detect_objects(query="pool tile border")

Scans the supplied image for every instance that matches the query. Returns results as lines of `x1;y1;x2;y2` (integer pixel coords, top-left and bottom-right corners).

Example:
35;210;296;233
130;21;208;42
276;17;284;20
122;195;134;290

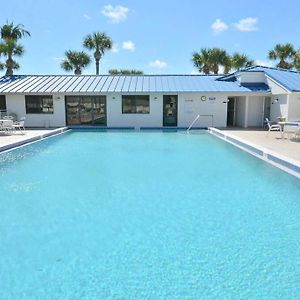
209;127;300;179
0;127;69;153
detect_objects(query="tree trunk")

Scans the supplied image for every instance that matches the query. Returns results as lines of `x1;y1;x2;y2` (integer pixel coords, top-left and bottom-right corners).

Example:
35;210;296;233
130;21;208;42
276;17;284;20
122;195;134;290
5;56;14;76
203;65;210;75
212;64;219;74
74;68;81;75
94;51;101;75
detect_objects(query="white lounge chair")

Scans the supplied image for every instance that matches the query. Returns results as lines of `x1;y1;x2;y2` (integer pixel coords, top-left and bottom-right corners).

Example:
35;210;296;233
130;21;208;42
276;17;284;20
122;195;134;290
265;118;281;136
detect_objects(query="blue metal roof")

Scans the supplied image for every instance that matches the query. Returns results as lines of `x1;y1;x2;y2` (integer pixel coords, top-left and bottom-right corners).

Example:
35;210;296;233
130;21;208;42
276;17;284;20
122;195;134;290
244;66;300;92
0;74;269;94
218;66;300;92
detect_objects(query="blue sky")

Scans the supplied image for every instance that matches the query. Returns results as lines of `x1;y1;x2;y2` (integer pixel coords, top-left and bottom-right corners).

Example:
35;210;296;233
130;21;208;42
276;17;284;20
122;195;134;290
1;0;300;75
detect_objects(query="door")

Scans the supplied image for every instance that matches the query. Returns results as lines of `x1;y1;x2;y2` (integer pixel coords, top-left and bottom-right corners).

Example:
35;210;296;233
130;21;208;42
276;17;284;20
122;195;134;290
163;95;178;126
65;96;106;126
0;95;6;117
227;97;235;126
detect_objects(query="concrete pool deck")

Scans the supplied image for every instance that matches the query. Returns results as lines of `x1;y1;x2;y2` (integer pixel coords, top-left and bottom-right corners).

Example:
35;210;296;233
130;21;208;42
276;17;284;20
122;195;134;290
220;128;300;163
0;127;68;152
209;127;300;178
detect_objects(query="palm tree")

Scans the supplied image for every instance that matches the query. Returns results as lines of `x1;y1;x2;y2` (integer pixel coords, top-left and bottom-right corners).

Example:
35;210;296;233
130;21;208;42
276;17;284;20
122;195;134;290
209;48;227;74
192;48;212;74
83;32;112;75
222;54;232;74
0;21;30;75
0;38;23;75
268;43;296;69
108;69;144;75
294;51;300;71
1;21;30;41
231;53;254;71
61;50;91;75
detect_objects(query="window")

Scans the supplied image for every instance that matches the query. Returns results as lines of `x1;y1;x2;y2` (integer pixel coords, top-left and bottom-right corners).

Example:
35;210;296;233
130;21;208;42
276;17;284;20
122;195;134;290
25;95;53;114
0;95;6;110
122;95;150;114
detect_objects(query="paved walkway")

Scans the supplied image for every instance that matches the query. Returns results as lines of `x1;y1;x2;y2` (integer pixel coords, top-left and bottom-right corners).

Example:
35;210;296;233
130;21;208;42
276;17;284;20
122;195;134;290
0;128;65;150
220;128;300;163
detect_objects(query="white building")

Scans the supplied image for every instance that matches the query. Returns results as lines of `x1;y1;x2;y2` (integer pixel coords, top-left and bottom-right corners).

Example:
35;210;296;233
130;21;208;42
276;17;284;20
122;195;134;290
0;66;299;128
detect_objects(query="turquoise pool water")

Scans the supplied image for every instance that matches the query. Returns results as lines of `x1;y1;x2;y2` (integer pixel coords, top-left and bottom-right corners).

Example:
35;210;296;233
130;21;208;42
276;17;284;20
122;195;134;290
0;130;300;299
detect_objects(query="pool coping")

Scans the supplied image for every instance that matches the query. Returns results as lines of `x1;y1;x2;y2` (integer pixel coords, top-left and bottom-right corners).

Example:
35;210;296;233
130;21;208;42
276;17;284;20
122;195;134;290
208;127;300;179
0;127;69;153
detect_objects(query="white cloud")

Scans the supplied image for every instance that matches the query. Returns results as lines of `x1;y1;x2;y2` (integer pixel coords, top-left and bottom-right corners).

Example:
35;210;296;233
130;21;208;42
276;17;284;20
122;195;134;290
234;17;258;32
211;19;228;34
111;43;119;53
83;14;91;20
101;5;129;23
255;59;273;67
149;60;167;69
122;40;135;51
191;70;200;75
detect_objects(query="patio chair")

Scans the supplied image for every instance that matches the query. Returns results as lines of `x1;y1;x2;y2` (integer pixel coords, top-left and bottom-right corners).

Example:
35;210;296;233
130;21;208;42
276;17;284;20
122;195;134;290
265;118;281;136
12;117;26;134
0;120;14;134
294;124;300;140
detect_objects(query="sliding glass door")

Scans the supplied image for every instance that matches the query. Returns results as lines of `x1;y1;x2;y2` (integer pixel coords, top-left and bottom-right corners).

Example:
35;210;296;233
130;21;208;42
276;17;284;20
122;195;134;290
65;96;106;126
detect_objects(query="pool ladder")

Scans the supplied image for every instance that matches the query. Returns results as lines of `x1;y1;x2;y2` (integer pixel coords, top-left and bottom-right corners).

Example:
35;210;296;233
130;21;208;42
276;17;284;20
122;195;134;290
186;115;200;133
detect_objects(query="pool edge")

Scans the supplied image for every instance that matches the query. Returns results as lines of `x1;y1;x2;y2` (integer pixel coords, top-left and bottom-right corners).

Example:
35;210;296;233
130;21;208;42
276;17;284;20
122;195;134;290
208;127;300;179
0;127;70;153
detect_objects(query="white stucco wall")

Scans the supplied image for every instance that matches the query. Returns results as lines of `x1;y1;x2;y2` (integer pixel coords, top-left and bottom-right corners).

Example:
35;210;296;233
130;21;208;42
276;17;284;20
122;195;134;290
4;91;274;129
177;93;227;128
269;94;288;121
237;72;266;83
287;94;300;121
265;77;289;95
235;97;246;127
247;96;264;127
106;92;228;128
5;94;66;127
106;93;163;127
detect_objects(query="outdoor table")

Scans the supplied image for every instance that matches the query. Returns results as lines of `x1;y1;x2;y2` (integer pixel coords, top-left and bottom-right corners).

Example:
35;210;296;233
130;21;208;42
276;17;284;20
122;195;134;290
278;121;300;138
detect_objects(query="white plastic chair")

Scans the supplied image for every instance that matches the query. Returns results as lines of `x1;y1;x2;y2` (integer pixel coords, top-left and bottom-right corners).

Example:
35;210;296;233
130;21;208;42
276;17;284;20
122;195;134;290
0;120;14;134
12;117;26;134
265;118;281;136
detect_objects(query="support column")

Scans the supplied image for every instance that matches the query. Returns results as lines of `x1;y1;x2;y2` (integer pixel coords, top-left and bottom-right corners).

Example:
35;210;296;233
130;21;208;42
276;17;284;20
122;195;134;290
244;96;249;128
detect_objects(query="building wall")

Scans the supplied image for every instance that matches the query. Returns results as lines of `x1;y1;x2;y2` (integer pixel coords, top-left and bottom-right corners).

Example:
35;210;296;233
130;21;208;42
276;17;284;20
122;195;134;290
5;94;66;127
4;92;270;128
106;92;228;128
177;93;227;127
265;77;288;94
106;93;163;128
247;96;264;127
287;94;300;121
237;72;266;83
270;94;288;121
235;96;246;127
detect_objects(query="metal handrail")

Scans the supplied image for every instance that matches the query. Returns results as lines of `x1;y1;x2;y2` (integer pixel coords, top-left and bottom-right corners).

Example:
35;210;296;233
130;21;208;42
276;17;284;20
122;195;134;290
186;114;200;132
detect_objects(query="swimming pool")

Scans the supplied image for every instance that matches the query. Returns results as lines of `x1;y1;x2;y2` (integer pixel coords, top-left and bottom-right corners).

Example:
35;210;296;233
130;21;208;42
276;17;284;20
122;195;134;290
1;130;300;299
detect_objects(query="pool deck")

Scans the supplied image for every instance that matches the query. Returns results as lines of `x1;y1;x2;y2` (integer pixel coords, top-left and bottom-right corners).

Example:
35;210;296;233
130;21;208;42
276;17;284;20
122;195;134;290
209;127;300;178
220;128;300;163
0;127;68;152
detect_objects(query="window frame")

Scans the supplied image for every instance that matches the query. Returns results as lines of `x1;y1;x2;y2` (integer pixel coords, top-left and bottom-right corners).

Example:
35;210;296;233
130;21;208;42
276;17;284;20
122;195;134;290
25;95;54;114
122;95;150;114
